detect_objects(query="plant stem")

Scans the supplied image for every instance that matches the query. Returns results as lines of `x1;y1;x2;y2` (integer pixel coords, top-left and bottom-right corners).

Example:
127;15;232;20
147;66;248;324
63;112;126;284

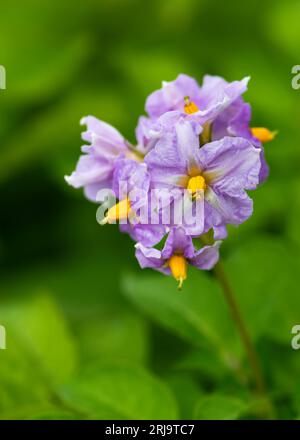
213;259;272;409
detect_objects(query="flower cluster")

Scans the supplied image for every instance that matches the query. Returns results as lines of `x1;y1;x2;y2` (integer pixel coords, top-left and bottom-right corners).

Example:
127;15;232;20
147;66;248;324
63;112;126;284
66;74;275;288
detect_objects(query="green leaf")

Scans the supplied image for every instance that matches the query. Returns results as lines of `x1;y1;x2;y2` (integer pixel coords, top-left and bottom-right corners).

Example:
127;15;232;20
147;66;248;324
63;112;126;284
122;269;241;367
0;86;129;184
175;349;230;382
267;2;300;60
0;1;91;106
27;410;79;420
0;333;48;413
1;293;77;386
59;363;178;419
166;372;203;419
194;393;247;420
225;236;299;343
76;311;149;364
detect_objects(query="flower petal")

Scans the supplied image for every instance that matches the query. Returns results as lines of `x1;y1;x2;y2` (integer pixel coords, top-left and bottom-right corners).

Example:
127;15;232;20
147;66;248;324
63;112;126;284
199;136;261;195
204;188;253;226
145;74;201;118
135;241;170;274
196;76;249;124
81;116;126;150
175;119;202;174
145;131;188;186
161;227;195;260
65;155;112;188
191;241;221;270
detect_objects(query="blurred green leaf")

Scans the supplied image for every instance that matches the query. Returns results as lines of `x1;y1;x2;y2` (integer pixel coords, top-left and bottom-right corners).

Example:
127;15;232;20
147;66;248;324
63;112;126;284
175;349;230;382
122;269;242;369
0;0;91;106
194;393;247;420
0;34;91;106
0;85;128;185
0;333;48;413
1;293;77;386
166;372;203;419
267;1;300;60
76;311;149;364
0;0;299;421
225;236;299;344
28;411;79;420
59;363;178;419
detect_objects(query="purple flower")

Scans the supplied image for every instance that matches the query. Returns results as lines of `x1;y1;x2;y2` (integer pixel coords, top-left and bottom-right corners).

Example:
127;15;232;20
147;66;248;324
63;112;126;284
65;116;141;201
144;74;270;183
101;157;166;246
135;227;221;288
135;116;161;154
65;72;274;289
145;118;261;238
145;74;201;118
212;99;269;182
145;74;249;127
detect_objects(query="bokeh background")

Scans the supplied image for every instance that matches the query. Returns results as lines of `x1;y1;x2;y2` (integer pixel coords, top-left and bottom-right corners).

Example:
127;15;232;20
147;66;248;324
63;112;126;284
0;0;300;420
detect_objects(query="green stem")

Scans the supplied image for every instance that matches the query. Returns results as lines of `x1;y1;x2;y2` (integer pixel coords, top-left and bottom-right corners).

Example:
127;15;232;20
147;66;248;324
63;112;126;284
214;260;265;393
198;235;273;416
213;259;274;417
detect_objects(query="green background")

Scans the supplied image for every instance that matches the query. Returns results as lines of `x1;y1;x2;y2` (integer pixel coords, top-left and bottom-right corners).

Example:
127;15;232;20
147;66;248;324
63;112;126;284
0;0;300;419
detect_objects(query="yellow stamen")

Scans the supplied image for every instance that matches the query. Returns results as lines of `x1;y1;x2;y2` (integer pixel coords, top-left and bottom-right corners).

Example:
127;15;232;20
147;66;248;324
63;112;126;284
251;127;277;143
168;254;187;290
187;175;207;196
184;96;199;114
101;198;131;225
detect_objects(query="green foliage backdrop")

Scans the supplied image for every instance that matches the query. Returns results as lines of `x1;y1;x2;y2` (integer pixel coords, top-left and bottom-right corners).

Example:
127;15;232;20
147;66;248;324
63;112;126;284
0;0;299;419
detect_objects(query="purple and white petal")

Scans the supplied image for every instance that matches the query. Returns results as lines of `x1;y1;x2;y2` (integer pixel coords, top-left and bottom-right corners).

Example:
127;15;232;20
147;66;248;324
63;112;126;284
112;158;150;202
66;116;131;201
81;116;126;151
258;149;269;183
65;155;112;188
204;189;253;226
135;243;163;269
135;241;170;275
145;74;201;118
175;119;202;174
196;76;250;125
161;227;195;260
135;116;161;153
145;131;188;185
198;136;261;195
123;222;166;247
190;241;221;270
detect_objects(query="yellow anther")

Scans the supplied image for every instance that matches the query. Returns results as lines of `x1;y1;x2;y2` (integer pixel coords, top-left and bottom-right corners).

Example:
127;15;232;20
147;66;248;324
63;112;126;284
251;127;277;143
101;198;131;225
187;175;207;195
168;254;187;290
184;96;199;114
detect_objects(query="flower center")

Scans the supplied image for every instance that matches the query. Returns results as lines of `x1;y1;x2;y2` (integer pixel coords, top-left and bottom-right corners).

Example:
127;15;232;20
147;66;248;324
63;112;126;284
126;150;144;162
184;96;199;114
187;175;207;195
168;254;187;290
101;198;131;225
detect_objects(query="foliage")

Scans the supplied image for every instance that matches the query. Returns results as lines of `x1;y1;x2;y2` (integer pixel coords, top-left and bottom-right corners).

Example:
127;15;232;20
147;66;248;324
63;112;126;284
0;0;299;420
